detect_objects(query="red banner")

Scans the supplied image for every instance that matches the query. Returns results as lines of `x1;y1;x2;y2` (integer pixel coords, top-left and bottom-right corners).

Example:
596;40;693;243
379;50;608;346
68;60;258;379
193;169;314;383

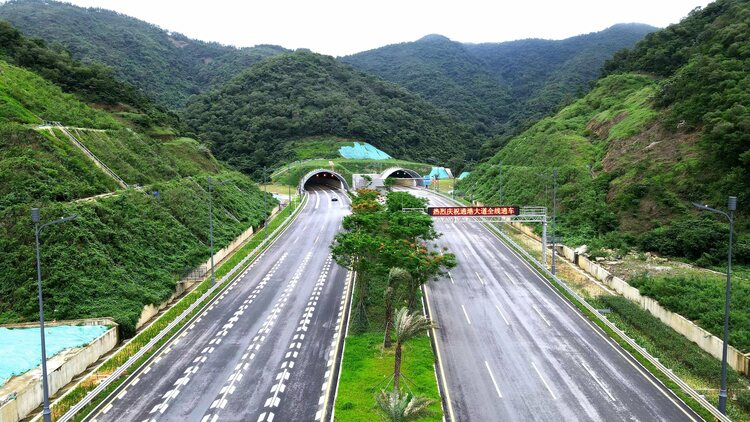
427;206;519;217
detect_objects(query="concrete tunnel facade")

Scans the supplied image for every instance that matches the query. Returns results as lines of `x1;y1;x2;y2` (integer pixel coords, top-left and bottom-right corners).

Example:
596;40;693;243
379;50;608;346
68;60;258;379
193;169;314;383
299;169;350;191
381;167;425;187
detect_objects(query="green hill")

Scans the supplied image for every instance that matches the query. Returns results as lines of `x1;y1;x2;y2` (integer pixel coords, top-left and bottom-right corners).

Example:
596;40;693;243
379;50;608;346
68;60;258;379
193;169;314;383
342;34;513;136
0;26;275;336
461;1;749;267
184;51;478;178
343;24;655;142
0;0;288;108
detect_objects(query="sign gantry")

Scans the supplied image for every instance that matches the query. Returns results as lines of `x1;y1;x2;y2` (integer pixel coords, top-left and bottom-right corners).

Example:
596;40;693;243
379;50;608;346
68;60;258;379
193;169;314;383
407;205;550;267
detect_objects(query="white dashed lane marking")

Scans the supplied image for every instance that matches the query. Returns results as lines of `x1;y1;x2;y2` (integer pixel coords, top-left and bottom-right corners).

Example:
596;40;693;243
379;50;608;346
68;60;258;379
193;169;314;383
139;252;288;416
204;252;317;422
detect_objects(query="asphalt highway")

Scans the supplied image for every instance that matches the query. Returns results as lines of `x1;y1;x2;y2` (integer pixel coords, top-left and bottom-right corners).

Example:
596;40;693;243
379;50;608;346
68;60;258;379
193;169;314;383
93;185;350;422
397;187;702;422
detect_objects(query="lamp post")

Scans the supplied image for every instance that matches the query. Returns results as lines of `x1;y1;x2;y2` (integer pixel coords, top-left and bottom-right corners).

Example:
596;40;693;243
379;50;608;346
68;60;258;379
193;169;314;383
551;168;558;275
498;161;503;205
693;196;737;415
263;166;269;239
208;176;234;287
32;208;77;422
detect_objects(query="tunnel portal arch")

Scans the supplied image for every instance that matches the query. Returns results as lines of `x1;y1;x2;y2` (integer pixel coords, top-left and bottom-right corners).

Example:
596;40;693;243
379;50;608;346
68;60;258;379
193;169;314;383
381;167;424;187
299;169;350;191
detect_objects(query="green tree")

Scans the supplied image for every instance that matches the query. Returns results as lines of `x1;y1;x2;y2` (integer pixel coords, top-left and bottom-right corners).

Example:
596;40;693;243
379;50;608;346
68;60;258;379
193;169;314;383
383;267;411;348
392;307;434;391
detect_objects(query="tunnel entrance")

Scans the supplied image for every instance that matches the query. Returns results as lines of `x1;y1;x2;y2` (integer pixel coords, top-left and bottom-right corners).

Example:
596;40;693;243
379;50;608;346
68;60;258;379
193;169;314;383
381;167;424;187
299;169;349;191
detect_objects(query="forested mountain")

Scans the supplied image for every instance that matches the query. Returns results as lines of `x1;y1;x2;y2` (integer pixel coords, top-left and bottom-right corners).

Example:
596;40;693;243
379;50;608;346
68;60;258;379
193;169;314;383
0;23;274;336
462;0;748;265
342;34;513;136
343;24;655;143
184;51;478;178
0;0;288;107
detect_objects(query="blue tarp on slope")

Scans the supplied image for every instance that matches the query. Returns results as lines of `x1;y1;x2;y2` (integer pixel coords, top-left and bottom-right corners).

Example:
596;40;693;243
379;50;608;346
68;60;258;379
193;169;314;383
0;325;108;385
428;167;451;179
338;142;391;160
458;171;471;180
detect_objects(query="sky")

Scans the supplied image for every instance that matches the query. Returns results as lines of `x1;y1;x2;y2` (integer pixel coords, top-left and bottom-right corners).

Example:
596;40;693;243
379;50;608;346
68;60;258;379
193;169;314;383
60;0;713;56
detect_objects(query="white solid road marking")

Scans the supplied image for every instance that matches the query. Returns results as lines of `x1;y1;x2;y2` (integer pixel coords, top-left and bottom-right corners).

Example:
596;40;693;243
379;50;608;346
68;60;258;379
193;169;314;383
484;361;503;398
580;360;616;401
461;304;472;325
495;305;511;326
315;192;320;209
502;269;519;285
475;271;485;285
531;361;557;400
448;271;454;284
532;304;551;327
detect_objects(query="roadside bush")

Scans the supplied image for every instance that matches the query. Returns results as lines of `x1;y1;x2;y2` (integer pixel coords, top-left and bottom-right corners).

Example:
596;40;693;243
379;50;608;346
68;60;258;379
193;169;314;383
628;273;750;351
637;216;733;263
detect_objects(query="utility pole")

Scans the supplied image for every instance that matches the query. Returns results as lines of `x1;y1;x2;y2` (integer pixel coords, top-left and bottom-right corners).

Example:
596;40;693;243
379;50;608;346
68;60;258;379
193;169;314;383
287;164;292;213
263;166;269;239
693;196;736;414
208;176;216;287
208;176;234;286
551;168;557;275
32;208;77;422
498;161;503;205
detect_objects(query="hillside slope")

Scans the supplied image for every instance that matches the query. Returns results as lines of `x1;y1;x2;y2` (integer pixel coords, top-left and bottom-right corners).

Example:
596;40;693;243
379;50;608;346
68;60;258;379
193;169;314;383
0;26;275;336
462;0;748;266
184;51;478;177
343;24;655;139
0;0;287;107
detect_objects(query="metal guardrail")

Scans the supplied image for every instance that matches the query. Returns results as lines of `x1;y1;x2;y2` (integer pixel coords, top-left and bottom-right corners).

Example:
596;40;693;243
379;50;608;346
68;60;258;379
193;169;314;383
56;194;308;422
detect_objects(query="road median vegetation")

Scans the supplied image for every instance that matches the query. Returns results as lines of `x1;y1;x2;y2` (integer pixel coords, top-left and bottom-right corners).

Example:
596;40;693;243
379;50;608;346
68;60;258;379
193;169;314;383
331;190;454;421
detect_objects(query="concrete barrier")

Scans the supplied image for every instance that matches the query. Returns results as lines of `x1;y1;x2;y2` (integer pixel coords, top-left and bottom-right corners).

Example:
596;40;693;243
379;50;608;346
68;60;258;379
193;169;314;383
135;205;282;330
0;319;118;422
507;223;750;376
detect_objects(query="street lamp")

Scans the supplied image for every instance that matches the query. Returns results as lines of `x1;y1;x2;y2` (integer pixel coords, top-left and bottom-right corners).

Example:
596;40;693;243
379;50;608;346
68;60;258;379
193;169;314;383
31;207;77;422
551;169;558;275
498;161;503;205
262;166;269;239
208;176;234;287
693;196;737;415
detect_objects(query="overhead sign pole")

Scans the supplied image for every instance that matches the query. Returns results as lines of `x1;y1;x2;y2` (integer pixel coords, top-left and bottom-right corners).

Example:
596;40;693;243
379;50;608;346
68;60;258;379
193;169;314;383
422;205;548;268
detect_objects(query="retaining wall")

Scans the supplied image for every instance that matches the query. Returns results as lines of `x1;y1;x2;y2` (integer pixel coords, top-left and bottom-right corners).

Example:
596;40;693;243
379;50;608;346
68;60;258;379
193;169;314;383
505;221;750;376
135;205;282;330
0;319;118;421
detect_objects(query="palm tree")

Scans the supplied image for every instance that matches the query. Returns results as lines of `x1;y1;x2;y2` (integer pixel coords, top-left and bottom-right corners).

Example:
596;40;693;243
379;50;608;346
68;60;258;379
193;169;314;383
384;268;411;349
375;388;433;422
393;307;434;390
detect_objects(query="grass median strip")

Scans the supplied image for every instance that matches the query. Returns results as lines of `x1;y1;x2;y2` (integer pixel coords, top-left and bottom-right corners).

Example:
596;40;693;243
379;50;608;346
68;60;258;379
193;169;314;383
334;331;442;421
51;196;305;421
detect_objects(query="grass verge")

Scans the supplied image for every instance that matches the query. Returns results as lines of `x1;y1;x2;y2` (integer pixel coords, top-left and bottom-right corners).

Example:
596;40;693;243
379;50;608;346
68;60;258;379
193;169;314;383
334;332;442;421
50;196;304;420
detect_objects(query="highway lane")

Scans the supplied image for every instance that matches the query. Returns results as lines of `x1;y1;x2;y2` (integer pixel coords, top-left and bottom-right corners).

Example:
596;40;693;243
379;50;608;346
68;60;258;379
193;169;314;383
93;185;350;422
398;187;701;422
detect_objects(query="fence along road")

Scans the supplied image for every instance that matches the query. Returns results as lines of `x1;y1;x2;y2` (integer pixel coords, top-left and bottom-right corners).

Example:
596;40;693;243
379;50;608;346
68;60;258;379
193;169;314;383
396;187;702;422
91;186;350;422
